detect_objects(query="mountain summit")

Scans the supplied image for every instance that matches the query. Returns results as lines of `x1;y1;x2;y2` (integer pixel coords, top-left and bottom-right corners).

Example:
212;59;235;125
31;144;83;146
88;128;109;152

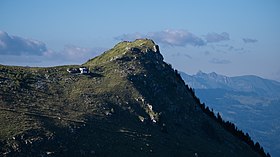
0;39;266;156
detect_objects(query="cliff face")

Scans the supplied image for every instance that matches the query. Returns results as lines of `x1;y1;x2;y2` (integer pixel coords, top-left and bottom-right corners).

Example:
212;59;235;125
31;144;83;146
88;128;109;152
0;39;262;156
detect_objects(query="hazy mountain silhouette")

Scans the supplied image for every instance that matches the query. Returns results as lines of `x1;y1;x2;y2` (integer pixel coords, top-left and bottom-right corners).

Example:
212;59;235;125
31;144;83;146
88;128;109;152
181;71;280;157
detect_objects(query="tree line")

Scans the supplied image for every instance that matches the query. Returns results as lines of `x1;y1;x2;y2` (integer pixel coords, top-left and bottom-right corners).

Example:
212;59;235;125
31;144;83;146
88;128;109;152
189;86;270;157
173;70;270;157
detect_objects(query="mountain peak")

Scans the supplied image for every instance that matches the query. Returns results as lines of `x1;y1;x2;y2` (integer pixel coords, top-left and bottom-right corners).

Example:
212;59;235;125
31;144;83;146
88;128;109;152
196;70;205;76
85;39;162;66
0;40;266;156
209;72;218;77
195;71;221;78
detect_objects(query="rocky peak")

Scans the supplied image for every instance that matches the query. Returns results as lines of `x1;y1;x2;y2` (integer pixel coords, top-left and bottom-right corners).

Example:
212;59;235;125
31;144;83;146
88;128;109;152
85;39;163;66
123;39;163;62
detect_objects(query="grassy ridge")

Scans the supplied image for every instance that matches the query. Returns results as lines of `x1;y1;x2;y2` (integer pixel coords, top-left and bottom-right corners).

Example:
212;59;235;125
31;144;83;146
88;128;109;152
0;39;262;156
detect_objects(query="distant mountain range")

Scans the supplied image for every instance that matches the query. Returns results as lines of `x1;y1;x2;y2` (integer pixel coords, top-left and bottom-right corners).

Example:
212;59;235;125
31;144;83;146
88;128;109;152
181;71;280;157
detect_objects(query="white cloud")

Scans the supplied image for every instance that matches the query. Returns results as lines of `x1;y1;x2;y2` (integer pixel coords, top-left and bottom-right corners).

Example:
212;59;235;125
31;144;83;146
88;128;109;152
0;45;105;67
243;38;258;43
115;29;206;47
46;45;105;63
205;32;230;43
148;29;206;46
228;46;245;52
210;58;231;64
0;31;106;66
63;45;93;59
0;31;47;55
171;52;192;59
116;30;233;47
114;32;144;41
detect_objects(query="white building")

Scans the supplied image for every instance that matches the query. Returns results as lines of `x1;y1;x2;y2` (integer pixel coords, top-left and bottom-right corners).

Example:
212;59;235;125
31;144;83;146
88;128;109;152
79;67;89;74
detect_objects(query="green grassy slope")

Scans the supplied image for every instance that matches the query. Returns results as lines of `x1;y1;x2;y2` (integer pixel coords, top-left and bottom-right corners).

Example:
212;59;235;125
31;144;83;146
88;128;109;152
0;39;261;156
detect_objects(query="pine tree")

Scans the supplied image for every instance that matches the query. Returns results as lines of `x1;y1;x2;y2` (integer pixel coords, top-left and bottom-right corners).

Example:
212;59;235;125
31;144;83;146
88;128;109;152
217;112;222;123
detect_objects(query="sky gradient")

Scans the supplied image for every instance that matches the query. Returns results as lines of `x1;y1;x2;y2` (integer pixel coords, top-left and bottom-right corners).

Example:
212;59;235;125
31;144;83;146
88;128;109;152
1;0;280;81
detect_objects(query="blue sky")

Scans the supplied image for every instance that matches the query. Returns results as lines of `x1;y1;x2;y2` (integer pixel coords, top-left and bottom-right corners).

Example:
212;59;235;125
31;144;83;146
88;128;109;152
1;0;280;81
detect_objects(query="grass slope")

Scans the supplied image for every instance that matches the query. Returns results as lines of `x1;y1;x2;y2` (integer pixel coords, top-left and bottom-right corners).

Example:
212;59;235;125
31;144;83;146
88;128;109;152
0;39;261;157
